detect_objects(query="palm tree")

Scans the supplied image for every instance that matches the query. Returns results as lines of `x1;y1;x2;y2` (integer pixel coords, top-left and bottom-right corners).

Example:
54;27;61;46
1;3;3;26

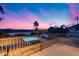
0;5;4;21
0;6;4;37
33;21;39;35
0;6;4;14
75;16;79;24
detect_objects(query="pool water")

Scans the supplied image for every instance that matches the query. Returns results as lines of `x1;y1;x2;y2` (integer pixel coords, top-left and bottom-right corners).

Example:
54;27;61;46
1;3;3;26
23;36;40;42
0;37;40;50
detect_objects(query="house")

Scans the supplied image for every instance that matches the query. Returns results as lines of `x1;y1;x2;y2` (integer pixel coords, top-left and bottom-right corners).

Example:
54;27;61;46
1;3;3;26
67;24;79;38
67;24;79;45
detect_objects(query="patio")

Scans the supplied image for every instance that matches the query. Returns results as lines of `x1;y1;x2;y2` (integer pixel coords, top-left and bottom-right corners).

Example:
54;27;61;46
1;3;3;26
31;43;79;56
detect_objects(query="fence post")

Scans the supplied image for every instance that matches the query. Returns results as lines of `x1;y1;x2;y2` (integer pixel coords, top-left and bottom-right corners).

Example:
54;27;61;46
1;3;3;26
40;41;43;51
4;46;9;56
38;35;42;51
6;48;9;56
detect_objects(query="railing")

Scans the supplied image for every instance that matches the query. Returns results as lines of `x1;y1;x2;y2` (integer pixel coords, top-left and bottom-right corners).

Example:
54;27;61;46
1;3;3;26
0;33;79;56
0;35;57;56
48;33;79;47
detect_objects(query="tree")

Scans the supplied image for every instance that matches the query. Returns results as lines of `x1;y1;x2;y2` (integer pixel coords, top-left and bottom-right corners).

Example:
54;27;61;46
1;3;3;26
61;25;66;29
0;5;4;21
0;6;4;14
75;16;79;24
0;6;5;37
33;21;39;35
34;21;39;30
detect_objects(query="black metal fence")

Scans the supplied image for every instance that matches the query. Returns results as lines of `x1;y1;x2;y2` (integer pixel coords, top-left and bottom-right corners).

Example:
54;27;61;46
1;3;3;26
0;35;57;56
0;33;79;56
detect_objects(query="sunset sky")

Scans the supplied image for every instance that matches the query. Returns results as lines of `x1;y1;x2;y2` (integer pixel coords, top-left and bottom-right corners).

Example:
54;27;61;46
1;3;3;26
0;3;79;29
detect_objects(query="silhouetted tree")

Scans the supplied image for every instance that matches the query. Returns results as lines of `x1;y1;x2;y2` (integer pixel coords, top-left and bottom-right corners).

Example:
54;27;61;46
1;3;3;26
48;27;55;34
48;25;69;39
0;6;5;37
33;21;39;35
0;31;9;37
0;5;4;21
75;16;79;24
0;6;4;14
61;25;66;29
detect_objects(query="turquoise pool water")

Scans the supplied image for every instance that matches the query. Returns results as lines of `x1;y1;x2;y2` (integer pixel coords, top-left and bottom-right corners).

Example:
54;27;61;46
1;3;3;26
23;36;40;42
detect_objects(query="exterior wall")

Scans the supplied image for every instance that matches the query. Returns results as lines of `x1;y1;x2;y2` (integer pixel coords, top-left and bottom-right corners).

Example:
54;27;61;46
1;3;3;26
68;25;79;38
67;25;79;45
48;33;66;39
69;27;79;33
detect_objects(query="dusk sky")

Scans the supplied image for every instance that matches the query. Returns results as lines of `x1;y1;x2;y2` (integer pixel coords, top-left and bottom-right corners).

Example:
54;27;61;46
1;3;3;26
0;3;79;29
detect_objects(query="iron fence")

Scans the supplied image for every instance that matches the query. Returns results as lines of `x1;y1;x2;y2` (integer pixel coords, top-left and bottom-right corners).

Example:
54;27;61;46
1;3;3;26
0;35;57;56
0;33;79;56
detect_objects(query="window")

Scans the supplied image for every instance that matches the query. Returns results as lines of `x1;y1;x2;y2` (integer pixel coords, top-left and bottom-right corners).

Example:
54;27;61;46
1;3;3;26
75;26;79;30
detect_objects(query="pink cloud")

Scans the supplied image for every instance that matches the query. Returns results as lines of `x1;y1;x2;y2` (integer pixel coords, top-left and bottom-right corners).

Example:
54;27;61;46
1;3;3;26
68;4;79;19
0;7;49;29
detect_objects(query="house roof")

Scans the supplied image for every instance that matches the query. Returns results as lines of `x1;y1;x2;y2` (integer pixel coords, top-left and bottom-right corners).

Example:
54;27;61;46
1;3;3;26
68;24;79;29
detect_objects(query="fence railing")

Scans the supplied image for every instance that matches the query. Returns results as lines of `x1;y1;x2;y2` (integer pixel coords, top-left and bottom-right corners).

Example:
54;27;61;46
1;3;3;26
0;35;57;56
0;33;79;56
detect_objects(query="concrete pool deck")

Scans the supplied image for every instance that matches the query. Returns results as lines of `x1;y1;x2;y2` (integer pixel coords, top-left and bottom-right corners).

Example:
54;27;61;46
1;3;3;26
31;43;79;56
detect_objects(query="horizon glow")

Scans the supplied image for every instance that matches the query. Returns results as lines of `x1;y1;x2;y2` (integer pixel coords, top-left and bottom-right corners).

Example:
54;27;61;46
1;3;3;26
0;3;79;30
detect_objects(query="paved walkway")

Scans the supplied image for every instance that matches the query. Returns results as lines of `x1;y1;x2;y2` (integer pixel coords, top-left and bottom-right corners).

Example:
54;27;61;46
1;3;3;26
31;43;79;56
31;38;79;56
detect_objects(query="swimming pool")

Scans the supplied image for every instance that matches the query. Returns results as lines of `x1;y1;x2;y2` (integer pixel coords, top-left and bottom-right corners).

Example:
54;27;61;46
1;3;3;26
22;36;41;45
23;36;40;42
0;37;40;49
